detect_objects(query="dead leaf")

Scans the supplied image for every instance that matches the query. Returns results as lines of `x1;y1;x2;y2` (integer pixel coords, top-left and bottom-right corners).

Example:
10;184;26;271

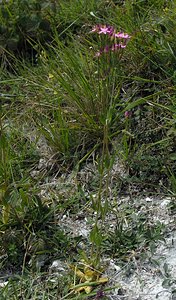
70;262;108;294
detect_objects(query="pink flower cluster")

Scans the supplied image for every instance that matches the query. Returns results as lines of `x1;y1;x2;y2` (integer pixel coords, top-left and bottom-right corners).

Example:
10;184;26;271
91;24;131;56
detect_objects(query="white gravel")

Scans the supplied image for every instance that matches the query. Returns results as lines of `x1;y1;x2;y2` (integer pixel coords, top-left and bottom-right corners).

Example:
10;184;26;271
105;198;176;300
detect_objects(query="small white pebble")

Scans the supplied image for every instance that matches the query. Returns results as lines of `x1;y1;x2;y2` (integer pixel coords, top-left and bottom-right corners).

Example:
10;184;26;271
110;260;121;272
160;199;171;208
50;260;65;271
145;197;153;202
79;228;89;238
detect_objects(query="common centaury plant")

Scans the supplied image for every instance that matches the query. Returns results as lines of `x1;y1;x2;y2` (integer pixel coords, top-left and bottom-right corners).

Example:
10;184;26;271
88;24;131;266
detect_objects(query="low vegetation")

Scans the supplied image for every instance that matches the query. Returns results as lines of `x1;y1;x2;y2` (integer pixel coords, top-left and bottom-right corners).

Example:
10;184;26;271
0;0;176;299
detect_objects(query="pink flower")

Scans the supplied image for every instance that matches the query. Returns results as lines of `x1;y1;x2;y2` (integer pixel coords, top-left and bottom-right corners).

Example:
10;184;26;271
99;26;111;35
91;24;101;33
119;44;126;48
91;24;131;57
114;32;131;39
106;25;115;36
91;24;115;36
91;25;131;39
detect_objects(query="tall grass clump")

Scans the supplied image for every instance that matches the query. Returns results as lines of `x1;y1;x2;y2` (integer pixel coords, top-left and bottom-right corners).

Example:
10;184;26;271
30;24;131;164
0;106;75;272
